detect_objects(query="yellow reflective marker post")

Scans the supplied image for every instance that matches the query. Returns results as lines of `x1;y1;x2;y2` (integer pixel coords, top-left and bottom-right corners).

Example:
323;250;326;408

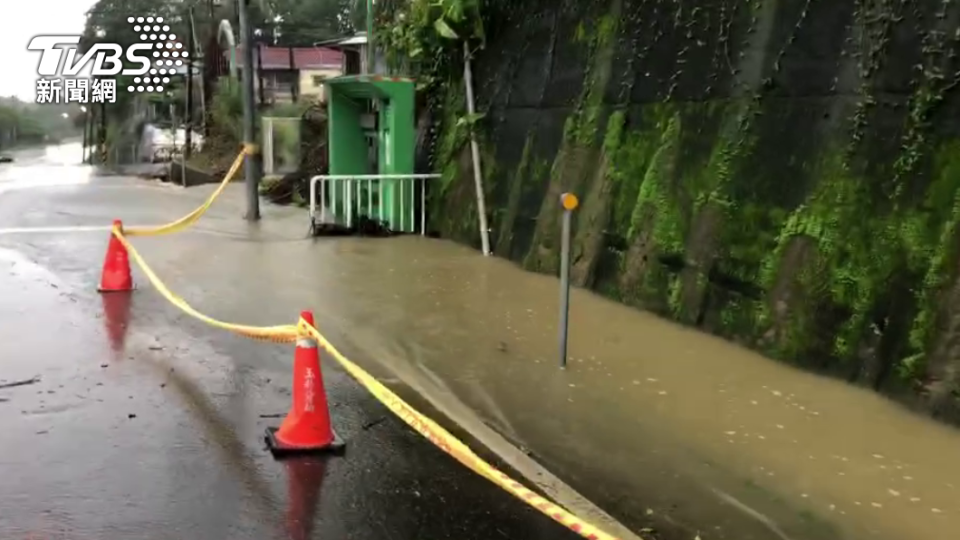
558;192;578;369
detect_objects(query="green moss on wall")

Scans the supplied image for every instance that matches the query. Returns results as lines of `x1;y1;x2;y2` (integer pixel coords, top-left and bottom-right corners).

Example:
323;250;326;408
436;80;468;198
628;112;684;253
607;112;662;235
568;13;619;146
495;132;535;257
903;143;960;379
430;77;483;243
523;0;623;273
755;135;960;383
411;0;960;414
603;98;763;317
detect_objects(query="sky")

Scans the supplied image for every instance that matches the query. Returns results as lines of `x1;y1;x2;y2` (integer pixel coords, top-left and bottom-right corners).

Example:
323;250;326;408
0;0;98;102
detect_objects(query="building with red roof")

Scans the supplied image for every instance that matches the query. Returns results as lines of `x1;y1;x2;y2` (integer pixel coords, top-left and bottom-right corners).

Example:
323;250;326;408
227;44;344;104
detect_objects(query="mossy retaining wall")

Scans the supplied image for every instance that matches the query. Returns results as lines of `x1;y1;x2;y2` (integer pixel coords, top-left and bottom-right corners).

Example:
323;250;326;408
423;0;960;423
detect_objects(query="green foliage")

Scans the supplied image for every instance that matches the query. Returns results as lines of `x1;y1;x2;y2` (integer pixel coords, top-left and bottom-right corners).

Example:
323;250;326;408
379;0;484;88
436;79;468;196
760;156;870;355
456;112;485;129
266;101;312;118
86;0;359;51
902;145;960;379
565;14;620;145
210;77;244;143
755;135;960;381
628;113;683;252
83;0;205;50
698;99;766;290
263;102;310;173
81;0;212;142
244;0;360;45
269;118;302;173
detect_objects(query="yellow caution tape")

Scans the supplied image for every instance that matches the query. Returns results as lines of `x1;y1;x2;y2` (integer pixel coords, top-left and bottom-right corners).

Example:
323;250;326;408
296;317;620;540
113;226;299;343
125;144;256;237
107;140;623;540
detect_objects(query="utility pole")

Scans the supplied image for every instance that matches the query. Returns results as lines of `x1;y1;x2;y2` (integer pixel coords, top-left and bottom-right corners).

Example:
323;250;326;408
365;0;374;73
463;44;491;256
238;0;261;221
185;7;195;161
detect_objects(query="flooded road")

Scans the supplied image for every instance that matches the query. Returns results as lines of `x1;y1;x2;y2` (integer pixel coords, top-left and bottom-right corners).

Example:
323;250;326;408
1;142;959;540
0;144;588;540
0;143;93;194
329;238;960;540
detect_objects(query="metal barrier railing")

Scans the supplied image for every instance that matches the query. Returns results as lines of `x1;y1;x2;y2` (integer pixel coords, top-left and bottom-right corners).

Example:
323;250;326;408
308;174;440;234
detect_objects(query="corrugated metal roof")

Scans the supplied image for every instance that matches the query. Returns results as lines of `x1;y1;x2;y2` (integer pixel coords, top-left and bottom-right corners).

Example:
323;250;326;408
313;32;368;48
230;46;343;70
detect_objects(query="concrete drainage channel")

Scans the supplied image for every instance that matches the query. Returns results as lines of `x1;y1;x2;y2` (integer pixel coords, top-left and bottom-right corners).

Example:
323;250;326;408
166;160;226;188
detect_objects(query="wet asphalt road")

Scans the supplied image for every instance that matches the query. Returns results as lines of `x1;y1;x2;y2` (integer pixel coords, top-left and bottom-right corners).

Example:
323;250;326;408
0;144;582;540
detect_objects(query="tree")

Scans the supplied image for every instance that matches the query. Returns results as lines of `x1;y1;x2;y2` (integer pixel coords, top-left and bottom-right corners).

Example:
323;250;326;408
0;105;20;148
82;0;215;49
0;97;80;148
378;0;485;88
80;0;214;134
244;0;361;45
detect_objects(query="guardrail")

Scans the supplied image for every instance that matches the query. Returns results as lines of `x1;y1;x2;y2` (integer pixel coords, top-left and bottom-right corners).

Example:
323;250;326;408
308;174;440;234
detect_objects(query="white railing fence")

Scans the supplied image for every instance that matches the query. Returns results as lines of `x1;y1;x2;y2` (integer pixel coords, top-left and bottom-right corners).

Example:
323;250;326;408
308;174;440;235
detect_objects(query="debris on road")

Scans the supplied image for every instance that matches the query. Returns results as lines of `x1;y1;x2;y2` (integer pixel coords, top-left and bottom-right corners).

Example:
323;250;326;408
0;376;41;389
361;417;388;431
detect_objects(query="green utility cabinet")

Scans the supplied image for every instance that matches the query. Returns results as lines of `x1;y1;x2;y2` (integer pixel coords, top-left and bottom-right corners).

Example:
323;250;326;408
325;75;417;232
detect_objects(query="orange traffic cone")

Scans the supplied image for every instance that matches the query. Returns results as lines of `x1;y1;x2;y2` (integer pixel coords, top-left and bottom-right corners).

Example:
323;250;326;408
98;220;134;292
266;311;344;457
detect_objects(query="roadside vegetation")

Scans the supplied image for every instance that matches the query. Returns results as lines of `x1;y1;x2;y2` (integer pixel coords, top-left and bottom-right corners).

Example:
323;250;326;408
79;0;365;174
0;97;82;151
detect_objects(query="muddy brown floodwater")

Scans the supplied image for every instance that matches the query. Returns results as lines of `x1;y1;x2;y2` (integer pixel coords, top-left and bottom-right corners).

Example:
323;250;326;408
7;151;955;540
270;235;960;540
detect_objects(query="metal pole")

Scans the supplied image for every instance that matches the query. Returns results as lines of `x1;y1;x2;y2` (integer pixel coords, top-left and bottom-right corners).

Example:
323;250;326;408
86;109;95;163
98;100;107;164
366;0;374;73
81;111;88;163
194;10;207;136
238;0;261;220
558;193;578;369
463;43;491;256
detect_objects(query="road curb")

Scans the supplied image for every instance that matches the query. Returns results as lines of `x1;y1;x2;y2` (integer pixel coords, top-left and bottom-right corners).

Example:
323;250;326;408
347;329;645;540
